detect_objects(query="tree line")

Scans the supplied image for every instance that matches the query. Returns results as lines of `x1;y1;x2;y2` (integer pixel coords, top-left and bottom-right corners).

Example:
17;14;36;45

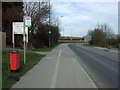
2;2;24;47
2;0;61;49
87;23;119;48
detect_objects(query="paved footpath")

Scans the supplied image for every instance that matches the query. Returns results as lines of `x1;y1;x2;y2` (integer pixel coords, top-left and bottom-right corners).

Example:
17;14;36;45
12;44;97;88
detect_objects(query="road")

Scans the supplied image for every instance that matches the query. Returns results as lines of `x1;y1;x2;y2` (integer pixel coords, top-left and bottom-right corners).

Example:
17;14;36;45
12;44;96;88
69;43;119;88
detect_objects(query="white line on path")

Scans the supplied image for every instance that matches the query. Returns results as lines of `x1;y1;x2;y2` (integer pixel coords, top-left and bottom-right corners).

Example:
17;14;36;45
50;46;62;88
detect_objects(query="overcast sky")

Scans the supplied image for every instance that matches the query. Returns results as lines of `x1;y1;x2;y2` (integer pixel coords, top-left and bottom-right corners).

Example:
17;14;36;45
52;0;118;37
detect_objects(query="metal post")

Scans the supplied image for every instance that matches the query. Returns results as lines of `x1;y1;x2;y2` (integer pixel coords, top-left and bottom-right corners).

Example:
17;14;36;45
24;39;26;64
13;43;15;50
13;34;15;50
23;18;26;64
12;23;15;50
39;0;40;10
49;33;50;47
49;0;51;47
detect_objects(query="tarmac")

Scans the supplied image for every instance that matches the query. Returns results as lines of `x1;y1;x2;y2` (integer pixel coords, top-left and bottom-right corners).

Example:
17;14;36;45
11;44;97;88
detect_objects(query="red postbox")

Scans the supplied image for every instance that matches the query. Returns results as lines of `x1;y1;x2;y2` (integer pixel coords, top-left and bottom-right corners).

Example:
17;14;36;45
10;51;20;70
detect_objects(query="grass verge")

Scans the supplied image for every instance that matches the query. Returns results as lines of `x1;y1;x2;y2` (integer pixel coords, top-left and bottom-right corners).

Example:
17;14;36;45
83;44;118;49
32;45;58;52
2;50;45;89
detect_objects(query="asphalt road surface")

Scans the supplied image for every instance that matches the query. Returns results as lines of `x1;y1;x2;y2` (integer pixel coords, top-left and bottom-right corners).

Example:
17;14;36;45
12;44;96;88
69;43;119;88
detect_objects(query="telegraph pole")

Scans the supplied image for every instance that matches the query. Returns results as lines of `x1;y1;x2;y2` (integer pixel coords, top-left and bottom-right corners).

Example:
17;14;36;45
49;0;51;47
39;0;40;10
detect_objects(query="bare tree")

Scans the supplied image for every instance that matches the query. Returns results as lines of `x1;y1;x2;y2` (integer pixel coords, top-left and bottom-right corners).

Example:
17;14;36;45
23;0;60;48
89;23;114;47
23;0;51;48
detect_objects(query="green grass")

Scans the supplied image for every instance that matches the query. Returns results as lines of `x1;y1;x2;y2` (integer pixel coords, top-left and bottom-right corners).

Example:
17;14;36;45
2;50;45;89
32;45;57;52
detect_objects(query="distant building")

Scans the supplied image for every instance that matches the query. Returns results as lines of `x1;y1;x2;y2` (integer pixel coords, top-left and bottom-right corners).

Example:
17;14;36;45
59;36;84;43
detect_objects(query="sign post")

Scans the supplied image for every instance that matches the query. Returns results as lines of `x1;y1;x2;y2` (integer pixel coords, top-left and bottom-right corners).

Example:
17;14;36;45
23;16;31;64
12;25;15;50
23;19;26;64
12;16;31;64
13;22;24;50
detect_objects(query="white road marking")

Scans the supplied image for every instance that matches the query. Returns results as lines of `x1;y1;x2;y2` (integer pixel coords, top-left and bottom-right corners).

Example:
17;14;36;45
50;46;62;88
80;65;97;88
73;58;97;88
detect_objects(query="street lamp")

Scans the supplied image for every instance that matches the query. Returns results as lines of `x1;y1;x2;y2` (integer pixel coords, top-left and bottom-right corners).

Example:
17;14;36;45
49;30;51;47
49;31;51;34
60;16;64;36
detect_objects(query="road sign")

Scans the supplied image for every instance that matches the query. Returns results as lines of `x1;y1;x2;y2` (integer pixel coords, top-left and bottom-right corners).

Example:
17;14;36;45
12;16;31;65
24;16;31;27
13;22;28;34
13;22;24;34
23;16;31;64
12;22;29;50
